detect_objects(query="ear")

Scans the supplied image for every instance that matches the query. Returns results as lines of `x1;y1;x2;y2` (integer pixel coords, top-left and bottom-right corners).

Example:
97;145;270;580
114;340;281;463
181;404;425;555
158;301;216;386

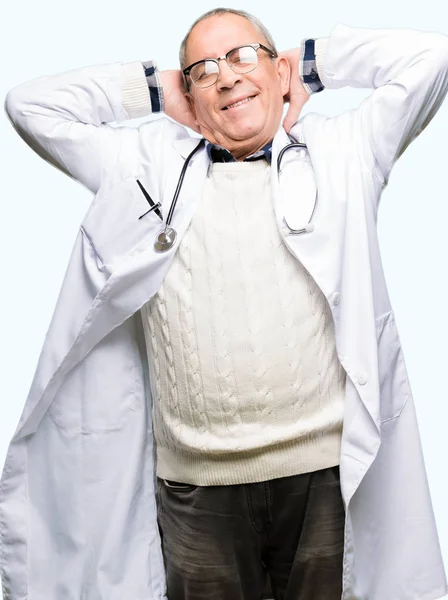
276;56;291;97
184;90;198;119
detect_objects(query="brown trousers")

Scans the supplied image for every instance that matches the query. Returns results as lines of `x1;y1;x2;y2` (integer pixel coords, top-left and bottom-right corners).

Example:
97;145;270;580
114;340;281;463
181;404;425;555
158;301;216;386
156;465;345;600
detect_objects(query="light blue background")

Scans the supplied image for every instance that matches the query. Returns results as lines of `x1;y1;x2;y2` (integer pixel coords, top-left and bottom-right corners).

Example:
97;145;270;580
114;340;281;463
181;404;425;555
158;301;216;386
1;0;447;596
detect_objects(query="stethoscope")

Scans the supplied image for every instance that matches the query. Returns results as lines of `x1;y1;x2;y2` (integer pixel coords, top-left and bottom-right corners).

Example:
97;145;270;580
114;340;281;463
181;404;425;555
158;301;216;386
136;136;317;253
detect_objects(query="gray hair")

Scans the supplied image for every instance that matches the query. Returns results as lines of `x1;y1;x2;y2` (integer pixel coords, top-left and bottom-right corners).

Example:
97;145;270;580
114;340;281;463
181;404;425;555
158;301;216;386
179;8;278;74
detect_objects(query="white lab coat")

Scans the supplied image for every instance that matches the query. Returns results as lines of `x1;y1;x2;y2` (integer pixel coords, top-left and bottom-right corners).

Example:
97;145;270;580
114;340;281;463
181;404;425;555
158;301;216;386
1;21;448;600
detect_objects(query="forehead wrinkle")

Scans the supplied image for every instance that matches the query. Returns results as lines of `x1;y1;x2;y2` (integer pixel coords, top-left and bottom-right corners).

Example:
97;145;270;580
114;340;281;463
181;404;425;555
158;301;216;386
185;15;261;66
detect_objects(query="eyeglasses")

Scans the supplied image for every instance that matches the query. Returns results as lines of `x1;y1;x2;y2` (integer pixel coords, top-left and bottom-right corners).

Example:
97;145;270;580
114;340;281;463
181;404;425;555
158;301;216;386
183;43;277;88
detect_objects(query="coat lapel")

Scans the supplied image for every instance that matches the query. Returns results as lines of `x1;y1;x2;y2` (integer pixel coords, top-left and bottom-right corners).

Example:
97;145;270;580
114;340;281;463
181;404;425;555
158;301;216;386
272;123;381;463
271;124;342;297
14;138;210;440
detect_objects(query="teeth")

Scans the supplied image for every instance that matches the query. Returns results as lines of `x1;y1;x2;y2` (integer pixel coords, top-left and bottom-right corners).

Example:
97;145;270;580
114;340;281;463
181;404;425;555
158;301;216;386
225;96;254;110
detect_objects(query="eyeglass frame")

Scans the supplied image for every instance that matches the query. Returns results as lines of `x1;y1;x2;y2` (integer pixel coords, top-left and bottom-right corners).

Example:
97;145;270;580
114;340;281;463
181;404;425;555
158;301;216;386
182;43;278;88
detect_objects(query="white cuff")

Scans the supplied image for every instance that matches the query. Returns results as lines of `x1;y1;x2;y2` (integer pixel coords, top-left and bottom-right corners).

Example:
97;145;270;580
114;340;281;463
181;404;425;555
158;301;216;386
315;37;329;85
121;61;152;119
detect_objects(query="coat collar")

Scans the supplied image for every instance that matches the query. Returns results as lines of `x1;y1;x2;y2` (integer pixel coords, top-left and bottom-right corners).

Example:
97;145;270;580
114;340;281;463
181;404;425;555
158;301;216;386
171;135;206;161
171;122;300;163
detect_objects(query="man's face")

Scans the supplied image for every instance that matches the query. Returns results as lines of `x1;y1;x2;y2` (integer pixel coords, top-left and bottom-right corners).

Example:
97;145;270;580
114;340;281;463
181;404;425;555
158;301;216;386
184;13;290;158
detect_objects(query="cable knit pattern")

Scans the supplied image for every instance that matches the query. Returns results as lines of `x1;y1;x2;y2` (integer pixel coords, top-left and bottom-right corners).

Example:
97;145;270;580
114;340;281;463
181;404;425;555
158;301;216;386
203;182;243;449
140;160;346;486
176;221;210;449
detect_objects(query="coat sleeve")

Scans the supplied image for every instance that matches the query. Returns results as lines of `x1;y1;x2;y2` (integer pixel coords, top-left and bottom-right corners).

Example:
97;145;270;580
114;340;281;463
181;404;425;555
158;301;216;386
3;60;162;194
314;23;448;186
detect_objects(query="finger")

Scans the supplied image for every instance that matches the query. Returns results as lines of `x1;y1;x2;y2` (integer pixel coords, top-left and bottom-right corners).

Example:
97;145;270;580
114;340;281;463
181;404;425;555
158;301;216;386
283;99;303;133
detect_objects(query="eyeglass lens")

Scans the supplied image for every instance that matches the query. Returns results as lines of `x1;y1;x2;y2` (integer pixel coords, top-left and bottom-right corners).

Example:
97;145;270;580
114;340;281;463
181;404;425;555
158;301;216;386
190;45;259;87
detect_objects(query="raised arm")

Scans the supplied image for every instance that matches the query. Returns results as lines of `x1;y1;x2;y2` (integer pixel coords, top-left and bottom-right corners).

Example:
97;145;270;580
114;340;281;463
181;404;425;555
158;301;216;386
283;23;448;186
3;60;169;194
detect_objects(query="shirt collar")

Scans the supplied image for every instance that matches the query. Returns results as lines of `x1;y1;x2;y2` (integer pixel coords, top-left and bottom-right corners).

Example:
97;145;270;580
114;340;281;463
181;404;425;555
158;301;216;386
205;140;273;164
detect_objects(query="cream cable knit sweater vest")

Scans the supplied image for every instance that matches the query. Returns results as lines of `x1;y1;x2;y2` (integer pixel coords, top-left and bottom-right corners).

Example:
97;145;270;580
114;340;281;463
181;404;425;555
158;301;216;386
140;160;346;486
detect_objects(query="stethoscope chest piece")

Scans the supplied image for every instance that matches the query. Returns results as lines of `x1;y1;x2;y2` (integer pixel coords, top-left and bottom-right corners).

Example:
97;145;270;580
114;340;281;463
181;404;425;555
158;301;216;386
154;227;177;253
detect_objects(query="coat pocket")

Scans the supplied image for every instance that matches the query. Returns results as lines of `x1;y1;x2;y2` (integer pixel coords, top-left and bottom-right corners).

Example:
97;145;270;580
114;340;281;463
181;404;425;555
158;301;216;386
375;311;412;423
163;479;198;493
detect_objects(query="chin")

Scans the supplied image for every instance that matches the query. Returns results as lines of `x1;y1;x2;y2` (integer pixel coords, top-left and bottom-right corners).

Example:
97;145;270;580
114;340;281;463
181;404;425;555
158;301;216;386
225;121;265;141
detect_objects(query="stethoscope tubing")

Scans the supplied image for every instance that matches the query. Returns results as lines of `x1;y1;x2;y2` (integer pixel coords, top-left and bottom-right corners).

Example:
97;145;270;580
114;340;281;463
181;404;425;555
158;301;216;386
277;140;318;235
277;141;307;172
136;136;317;252
165;137;206;228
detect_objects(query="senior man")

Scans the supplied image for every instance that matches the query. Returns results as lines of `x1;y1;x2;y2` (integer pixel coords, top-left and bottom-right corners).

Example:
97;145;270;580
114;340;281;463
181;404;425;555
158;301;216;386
2;6;448;600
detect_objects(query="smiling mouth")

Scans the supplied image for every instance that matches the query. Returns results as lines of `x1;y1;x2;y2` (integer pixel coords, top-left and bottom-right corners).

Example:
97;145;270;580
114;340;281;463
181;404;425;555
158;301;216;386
222;96;256;110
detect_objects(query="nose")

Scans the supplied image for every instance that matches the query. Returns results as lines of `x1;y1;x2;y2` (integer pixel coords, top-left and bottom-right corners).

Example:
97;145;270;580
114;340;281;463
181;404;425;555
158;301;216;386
216;59;242;90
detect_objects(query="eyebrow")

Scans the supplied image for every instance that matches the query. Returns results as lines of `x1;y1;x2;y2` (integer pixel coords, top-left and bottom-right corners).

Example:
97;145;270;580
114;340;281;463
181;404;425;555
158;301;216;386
191;42;258;62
